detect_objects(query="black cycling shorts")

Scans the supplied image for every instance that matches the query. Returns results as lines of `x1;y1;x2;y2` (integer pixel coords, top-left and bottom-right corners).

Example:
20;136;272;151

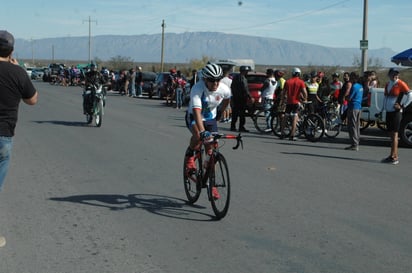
386;111;402;132
185;111;218;132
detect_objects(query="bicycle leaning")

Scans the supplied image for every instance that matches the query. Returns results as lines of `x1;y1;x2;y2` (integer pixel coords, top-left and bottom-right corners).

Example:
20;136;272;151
183;133;243;219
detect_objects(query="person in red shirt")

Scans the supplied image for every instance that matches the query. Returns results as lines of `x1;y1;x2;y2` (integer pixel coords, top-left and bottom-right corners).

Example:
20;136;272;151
280;67;307;140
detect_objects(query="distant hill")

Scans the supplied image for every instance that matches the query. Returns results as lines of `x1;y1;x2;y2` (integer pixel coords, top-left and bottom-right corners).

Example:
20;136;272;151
14;32;396;67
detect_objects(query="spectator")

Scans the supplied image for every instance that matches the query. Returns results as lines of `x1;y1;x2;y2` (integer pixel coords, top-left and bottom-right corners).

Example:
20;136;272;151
344;72;363;151
219;68;233;123
260;68;277;131
175;70;186;109
136;66;143;97
381;68;410;165
128;67;136;97
230;65;254;132
166;68;177;106
0;30;38;247
339;72;352;122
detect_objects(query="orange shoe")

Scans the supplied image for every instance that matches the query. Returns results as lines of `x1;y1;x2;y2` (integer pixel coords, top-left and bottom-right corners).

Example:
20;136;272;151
212;187;220;200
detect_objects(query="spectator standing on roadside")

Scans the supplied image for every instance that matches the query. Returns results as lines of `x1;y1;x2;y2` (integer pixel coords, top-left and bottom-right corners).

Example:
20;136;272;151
136;66;143;97
0;30;38;248
330;72;343;103
381;68;410;165
175;70;186;109
230;65;254;132
344;72;363;151
280;67;307;140
260;68;277;131
128;67;136;97
274;69;286;125
339;72;352;122
219;68;233;123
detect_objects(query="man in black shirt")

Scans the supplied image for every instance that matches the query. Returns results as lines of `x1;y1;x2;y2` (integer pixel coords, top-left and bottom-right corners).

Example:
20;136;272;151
0;30;38;247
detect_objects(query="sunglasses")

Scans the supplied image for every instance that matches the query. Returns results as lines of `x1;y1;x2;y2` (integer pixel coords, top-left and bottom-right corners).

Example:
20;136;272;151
206;78;221;83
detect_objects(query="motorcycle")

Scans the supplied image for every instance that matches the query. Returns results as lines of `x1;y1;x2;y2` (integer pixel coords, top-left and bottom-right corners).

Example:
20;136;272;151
83;83;106;127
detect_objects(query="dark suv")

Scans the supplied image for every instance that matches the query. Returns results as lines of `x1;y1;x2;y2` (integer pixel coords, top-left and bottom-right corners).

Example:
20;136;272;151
43;63;64;82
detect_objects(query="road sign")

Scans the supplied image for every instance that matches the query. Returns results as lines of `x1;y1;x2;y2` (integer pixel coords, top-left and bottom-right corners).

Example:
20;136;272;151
360;40;368;50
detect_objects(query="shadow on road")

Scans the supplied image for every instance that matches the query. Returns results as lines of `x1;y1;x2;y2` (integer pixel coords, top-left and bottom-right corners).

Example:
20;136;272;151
49;193;217;221
34;120;88;127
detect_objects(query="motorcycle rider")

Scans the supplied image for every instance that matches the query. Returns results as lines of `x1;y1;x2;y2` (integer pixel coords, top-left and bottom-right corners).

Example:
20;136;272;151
83;63;105;114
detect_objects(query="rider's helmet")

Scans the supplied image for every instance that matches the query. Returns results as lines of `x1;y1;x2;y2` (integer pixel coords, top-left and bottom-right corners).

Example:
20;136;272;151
170;68;177;74
202;63;223;80
332;72;340;78
291;67;301;77
90;63;97;71
310;71;317;78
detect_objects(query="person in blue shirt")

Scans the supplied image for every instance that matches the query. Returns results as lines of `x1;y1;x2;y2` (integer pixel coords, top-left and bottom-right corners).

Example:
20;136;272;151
345;72;363;151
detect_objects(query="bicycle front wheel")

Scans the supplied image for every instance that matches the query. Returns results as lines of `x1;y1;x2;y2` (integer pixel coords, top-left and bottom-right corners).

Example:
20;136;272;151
303;114;324;142
325;112;342;138
209;153;230;219
183;148;201;204
253;109;271;133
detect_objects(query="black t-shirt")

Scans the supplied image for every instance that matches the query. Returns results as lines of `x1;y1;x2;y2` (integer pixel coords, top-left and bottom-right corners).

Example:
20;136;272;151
0;62;37;136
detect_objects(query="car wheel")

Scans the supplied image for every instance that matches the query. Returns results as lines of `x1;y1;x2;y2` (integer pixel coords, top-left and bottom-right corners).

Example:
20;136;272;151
399;114;412;148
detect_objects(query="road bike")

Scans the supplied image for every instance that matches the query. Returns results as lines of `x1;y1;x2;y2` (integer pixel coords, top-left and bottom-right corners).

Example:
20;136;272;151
318;100;342;138
271;102;325;142
183;133;243;219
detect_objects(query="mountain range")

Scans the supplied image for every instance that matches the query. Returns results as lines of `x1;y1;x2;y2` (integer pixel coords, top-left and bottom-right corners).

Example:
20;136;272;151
14;32;396;67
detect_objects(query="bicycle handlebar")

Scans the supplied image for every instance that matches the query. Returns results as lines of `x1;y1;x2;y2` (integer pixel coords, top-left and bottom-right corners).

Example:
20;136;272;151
207;133;243;150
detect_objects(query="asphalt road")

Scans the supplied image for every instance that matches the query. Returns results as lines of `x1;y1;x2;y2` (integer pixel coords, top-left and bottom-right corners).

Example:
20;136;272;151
0;81;411;273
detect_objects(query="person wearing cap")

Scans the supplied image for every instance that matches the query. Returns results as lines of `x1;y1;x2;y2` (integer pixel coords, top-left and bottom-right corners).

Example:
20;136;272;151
230;65;254;132
344;72;363;151
136;66;143;97
0;30;38;247
260;68;277;131
381;68;410;165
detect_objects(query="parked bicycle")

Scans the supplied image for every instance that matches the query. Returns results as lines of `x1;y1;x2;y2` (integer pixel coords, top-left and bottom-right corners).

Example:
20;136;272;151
246;102;279;133
183;133;243;219
272;101;325;142
318;100;342;138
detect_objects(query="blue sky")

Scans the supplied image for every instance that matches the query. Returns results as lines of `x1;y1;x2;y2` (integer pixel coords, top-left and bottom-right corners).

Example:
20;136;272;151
2;0;411;53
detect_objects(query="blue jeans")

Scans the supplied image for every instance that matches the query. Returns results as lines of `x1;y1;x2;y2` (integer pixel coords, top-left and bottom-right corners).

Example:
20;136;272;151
137;84;142;96
176;88;183;108
0;136;13;191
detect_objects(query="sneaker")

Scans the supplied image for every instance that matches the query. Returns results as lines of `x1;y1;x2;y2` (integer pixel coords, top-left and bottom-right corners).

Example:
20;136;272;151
264;128;272;133
344;145;358;151
289;136;297;141
212;187;220;200
381;156;393;163
391;158;399;165
0;236;5;248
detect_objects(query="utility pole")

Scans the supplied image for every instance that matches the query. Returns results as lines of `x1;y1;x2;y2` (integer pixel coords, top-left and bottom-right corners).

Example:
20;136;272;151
52;44;55;63
83;16;97;64
360;0;368;73
31;38;34;66
161;20;165;72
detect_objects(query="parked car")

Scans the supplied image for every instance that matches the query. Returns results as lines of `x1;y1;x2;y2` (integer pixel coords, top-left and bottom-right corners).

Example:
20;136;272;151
140;71;157;98
230;71;267;105
26;67;34;78
43;63;64;82
153;72;170;99
31;68;45;80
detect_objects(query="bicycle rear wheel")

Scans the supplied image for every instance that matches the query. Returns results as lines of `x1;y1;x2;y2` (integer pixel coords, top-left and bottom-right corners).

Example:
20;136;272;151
209;153;230;219
303;113;324;142
183;148;201;204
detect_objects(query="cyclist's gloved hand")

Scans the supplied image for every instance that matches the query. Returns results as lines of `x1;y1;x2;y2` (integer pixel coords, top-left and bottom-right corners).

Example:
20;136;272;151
200;131;212;143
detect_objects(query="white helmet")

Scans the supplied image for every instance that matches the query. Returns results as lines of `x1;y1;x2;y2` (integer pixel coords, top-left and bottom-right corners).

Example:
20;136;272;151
292;67;301;76
202;63;223;80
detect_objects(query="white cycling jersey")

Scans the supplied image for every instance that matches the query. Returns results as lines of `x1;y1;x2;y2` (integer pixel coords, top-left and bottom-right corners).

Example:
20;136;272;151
188;79;231;121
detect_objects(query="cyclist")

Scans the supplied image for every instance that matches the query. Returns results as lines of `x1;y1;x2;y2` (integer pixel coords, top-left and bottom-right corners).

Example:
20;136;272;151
280;67;308;140
185;63;231;200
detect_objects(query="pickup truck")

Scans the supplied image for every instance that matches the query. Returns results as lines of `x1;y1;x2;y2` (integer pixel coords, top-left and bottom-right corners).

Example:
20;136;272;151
361;87;412;147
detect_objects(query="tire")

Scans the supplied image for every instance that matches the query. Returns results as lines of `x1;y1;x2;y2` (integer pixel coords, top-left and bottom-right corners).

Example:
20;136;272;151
95;100;103;127
253;109;271;133
399;115;412;148
360;119;371;131
376;120;387;131
183;148;201;204
303;114;324;142
324;112;342;138
209;153;230;220
270;114;281;137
